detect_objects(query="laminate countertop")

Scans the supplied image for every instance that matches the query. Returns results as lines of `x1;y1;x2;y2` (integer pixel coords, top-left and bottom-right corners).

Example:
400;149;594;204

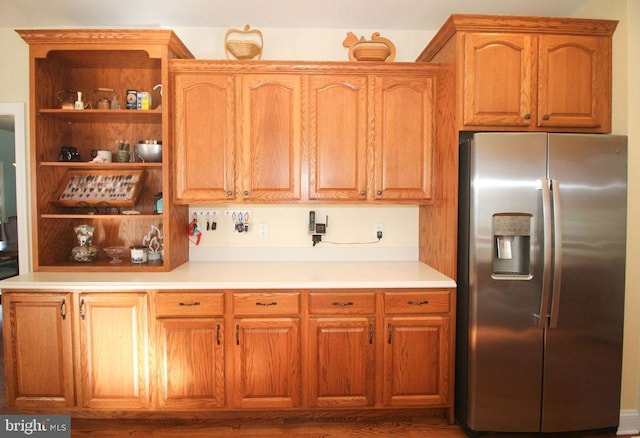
0;261;455;291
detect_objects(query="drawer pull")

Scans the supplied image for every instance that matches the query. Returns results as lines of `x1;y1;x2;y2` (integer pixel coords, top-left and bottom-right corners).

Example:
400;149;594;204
79;298;86;320
216;324;221;345
387;323;392;344
407;300;429;306
178;301;201;307
236;324;240;345
255;301;278;306
332;301;354;307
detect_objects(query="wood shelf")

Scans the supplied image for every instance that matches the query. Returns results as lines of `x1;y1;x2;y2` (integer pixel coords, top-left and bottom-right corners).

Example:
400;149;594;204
38;109;162;123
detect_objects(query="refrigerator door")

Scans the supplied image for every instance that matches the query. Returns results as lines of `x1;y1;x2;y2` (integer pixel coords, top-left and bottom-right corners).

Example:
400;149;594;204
542;134;626;432
462;132;548;432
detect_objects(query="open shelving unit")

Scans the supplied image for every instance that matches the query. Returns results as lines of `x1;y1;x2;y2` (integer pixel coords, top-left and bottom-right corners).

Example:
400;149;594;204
19;29;194;271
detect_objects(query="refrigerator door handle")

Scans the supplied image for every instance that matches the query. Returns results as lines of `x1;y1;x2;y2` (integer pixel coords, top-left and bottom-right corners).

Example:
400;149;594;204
549;178;563;328
535;178;553;328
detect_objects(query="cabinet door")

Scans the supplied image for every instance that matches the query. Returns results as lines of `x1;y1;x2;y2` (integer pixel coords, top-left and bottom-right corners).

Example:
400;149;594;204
173;72;236;202
3;292;74;408
237;74;302;201
308;317;375;407
158;318;225;409
233;317;301;408
462;32;536;128
78;293;150;409
373;75;434;201
308;75;369;201
383;316;450;406
537;34;609;130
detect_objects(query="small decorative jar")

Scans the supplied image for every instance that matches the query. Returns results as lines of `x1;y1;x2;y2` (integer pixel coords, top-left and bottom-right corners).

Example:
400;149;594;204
72;224;98;262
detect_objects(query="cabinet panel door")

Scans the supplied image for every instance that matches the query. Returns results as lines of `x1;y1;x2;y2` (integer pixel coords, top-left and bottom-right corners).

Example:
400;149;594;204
238;74;302;201
383;316;450;406
308;317;375;407
233;317;301;408
3;292;74;408
173;73;236;202
463;33;536;127
308;75;369;201
537;34;609;130
78;293;150;409
373;75;434;201
158;318;225;409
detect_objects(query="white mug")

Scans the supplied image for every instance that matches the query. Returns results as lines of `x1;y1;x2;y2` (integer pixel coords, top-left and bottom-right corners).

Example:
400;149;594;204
91;149;112;163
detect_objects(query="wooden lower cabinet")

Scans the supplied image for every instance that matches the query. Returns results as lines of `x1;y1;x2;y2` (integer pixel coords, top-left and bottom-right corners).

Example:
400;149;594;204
156;291;226;409
158;318;225;409
77;293;150;409
2;287;453;416
383;316;450;406
2;292;74;409
233;317;301;408
308;317;375;407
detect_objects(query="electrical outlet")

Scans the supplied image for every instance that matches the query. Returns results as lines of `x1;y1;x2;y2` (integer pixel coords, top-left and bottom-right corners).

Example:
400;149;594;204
258;223;269;238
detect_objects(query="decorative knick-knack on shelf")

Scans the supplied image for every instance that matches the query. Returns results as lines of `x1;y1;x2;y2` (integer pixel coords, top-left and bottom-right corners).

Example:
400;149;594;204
343;32;396;62
71;224;98;262
225;24;263;60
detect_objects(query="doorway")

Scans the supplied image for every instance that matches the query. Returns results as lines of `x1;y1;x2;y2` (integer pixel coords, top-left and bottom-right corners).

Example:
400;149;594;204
0;103;29;278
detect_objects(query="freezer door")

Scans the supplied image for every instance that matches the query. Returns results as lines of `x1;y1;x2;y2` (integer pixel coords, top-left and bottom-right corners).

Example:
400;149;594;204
463;133;548;432
542;134;626;432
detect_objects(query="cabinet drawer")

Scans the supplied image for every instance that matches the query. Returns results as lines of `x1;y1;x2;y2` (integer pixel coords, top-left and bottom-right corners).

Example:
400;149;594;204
233;292;300;315
157;291;224;317
384;290;450;314
309;291;375;315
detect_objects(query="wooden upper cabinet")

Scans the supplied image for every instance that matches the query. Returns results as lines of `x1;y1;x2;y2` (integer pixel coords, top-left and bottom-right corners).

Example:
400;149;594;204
169;61;439;204
308;75;369;201
373;75;434;201
419;15;617;133
463;33;536;127
237;74;302;201
537;34;609;129
173;72;235;203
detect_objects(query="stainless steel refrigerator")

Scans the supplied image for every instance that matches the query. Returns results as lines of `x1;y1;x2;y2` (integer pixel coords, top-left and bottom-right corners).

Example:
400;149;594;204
456;132;627;434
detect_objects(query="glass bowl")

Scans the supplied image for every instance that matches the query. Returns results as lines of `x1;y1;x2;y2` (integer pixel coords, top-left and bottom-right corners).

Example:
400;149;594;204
103;246;126;263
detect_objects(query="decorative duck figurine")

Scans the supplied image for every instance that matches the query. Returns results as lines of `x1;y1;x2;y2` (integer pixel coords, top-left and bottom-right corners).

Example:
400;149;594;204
343;32;396;62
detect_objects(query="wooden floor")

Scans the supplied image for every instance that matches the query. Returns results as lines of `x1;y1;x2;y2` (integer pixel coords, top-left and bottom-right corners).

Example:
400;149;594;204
0;306;631;438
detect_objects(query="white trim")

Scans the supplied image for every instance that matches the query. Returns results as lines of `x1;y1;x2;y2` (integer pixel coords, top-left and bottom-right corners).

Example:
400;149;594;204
618;409;640;435
0;103;29;274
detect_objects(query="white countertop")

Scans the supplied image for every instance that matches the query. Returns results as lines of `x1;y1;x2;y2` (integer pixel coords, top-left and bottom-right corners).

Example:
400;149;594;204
0;261;455;291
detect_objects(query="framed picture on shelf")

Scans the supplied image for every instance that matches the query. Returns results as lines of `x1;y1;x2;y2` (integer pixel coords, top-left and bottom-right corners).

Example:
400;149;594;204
53;169;146;208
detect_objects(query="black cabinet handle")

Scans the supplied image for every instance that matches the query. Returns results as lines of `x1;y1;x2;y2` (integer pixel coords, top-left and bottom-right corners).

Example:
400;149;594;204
236;324;240;345
332;301;354;307
407;300;429;306
60;298;66;320
216;324;221;345
178;301;201;307
387;323;392;344
255;301;277;306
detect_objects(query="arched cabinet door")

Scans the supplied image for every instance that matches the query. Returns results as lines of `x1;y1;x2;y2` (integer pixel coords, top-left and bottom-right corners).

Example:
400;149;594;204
462;32;536;128
537;34;610;130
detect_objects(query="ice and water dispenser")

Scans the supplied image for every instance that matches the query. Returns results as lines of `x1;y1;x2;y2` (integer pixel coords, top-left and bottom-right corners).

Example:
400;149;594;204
491;213;532;279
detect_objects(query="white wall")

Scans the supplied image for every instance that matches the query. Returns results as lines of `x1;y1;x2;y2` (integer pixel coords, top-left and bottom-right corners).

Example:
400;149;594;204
575;0;639;432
